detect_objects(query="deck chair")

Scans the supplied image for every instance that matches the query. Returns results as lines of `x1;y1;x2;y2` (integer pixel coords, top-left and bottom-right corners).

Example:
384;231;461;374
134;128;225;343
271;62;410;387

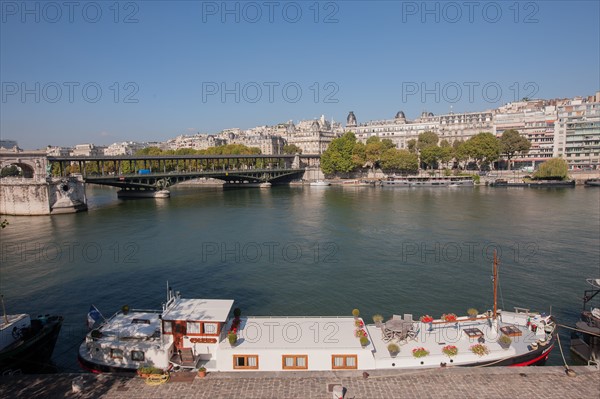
403;314;413;323
392;314;402;320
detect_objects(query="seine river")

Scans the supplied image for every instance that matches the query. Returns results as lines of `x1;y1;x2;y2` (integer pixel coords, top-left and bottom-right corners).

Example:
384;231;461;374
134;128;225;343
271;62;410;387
1;184;599;371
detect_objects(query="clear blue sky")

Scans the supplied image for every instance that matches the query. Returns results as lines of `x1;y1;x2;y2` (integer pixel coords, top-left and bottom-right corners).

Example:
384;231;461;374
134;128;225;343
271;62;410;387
1;0;599;149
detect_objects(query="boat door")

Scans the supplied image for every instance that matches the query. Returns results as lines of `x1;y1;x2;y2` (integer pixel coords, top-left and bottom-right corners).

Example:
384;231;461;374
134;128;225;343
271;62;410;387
172;320;187;348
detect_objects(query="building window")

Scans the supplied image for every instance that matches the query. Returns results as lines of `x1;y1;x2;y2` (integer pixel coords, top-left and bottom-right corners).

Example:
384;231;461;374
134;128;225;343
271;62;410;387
131;350;145;361
203;322;218;334
187;322;201;334
110;349;123;359
282;355;308;370
163;321;172;334
233;355;259;370
332;355;357;369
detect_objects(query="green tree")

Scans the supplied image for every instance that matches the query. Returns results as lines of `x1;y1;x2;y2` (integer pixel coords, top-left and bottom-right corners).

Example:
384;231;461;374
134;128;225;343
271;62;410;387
439;140;454;168
533;158;569;180
380;149;418;173
283;144;302;154
320;132;359;175
417;131;439;150
363;137;396;168
352;141;366;168
463;132;501;169
407;139;417;153
420;145;444;169
500;129;531;170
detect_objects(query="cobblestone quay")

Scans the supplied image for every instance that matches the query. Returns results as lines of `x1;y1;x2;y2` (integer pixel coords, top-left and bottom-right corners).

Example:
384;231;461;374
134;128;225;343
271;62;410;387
1;366;598;399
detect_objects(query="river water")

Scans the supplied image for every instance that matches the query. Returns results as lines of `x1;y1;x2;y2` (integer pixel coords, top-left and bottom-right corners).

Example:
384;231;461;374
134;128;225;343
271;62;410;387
1;184;599;370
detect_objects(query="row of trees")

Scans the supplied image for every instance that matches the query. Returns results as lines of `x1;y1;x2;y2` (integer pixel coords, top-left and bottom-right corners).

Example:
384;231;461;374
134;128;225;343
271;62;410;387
321;132;419;175
321;129;532;175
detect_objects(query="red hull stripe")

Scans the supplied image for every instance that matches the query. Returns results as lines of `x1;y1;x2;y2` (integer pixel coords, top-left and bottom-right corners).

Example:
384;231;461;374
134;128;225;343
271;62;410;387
508;345;553;367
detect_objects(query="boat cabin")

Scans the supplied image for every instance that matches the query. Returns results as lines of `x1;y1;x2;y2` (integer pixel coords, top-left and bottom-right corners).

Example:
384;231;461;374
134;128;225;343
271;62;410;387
161;297;234;368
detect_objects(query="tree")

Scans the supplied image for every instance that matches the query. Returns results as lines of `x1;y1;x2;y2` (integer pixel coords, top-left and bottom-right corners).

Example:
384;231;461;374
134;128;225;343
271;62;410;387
352;141;366;169
500;130;531;170
417;131;439;150
320;132;359;175
380;149;418;173
463;132;501;169
283;144;302;154
420;145;444;169
533;158;569;180
407;139;417;154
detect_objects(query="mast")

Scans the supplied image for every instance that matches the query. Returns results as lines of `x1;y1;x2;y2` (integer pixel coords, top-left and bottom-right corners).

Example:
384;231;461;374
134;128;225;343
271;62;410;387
493;251;498;319
1;295;8;324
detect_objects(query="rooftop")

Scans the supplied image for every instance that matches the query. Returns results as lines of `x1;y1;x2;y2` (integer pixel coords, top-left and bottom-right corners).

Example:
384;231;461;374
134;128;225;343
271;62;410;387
162;299;234;322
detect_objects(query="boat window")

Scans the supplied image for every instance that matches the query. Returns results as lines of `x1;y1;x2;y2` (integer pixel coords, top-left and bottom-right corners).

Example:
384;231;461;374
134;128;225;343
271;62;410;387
163;321;172;334
131;350;145;361
132;319;150;324
331;355;357;369
203;322;218;334
110;349;123;359
187;322;201;334
233;355;259;370
282;355;308;370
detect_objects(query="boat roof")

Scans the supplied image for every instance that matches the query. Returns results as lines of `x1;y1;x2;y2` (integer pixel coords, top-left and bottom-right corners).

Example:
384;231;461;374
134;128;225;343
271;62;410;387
0;314;29;331
162;298;234;322
100;311;160;338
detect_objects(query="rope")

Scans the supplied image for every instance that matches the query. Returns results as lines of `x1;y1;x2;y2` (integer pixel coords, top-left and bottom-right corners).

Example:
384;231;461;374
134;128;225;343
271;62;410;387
144;373;170;385
555;330;572;374
557;323;600;338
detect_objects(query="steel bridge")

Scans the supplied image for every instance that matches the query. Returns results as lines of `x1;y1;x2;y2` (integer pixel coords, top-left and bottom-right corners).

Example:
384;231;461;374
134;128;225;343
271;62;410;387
47;154;313;192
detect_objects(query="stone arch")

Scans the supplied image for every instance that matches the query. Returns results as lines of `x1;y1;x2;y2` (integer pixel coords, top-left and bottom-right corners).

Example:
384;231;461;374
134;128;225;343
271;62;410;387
1;162;35;178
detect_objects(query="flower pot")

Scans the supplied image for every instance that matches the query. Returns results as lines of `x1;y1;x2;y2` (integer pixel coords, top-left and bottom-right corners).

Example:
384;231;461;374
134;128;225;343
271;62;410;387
389;351;399;358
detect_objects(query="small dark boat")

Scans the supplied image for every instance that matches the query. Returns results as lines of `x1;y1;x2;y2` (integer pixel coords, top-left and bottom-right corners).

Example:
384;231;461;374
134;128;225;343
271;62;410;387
570;279;600;366
584;178;600;187
0;297;63;373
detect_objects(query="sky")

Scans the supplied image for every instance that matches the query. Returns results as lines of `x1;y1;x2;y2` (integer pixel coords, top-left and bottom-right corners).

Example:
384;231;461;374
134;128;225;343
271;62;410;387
1;0;599;150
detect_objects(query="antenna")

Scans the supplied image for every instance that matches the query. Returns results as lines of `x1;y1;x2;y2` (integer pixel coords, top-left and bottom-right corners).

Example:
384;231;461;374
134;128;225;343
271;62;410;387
493;251;499;319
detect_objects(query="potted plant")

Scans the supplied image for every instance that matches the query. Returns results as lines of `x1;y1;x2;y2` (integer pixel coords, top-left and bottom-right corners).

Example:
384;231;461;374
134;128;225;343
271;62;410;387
498;335;512;350
121;305;130;315
227;331;237;346
354;319;364;328
352;308;360;318
359;336;369;347
137;365;164;378
387;343;400;357
442;345;458;357
442;313;457;322
467;308;478;319
354;329;367;338
372;314;384;327
412;347;429;358
470;343;489;357
197;367;207;378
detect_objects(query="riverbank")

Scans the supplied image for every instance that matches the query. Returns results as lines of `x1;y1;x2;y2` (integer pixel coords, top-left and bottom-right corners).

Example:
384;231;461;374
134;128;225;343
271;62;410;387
1;366;597;398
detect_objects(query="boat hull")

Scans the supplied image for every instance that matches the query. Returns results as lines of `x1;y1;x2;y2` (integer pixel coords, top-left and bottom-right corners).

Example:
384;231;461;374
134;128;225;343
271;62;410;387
0;315;63;373
78;350;137;374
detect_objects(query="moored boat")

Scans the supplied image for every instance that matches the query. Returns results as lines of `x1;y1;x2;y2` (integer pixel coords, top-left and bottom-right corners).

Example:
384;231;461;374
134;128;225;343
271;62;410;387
309;180;330;186
570;278;600;365
584;178;600;187
381;176;474;187
0;297;63;373
78;255;556;374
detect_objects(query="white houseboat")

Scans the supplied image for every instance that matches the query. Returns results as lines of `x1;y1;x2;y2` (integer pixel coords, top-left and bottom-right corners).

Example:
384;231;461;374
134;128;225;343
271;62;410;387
381;176;474;187
79;259;557;374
